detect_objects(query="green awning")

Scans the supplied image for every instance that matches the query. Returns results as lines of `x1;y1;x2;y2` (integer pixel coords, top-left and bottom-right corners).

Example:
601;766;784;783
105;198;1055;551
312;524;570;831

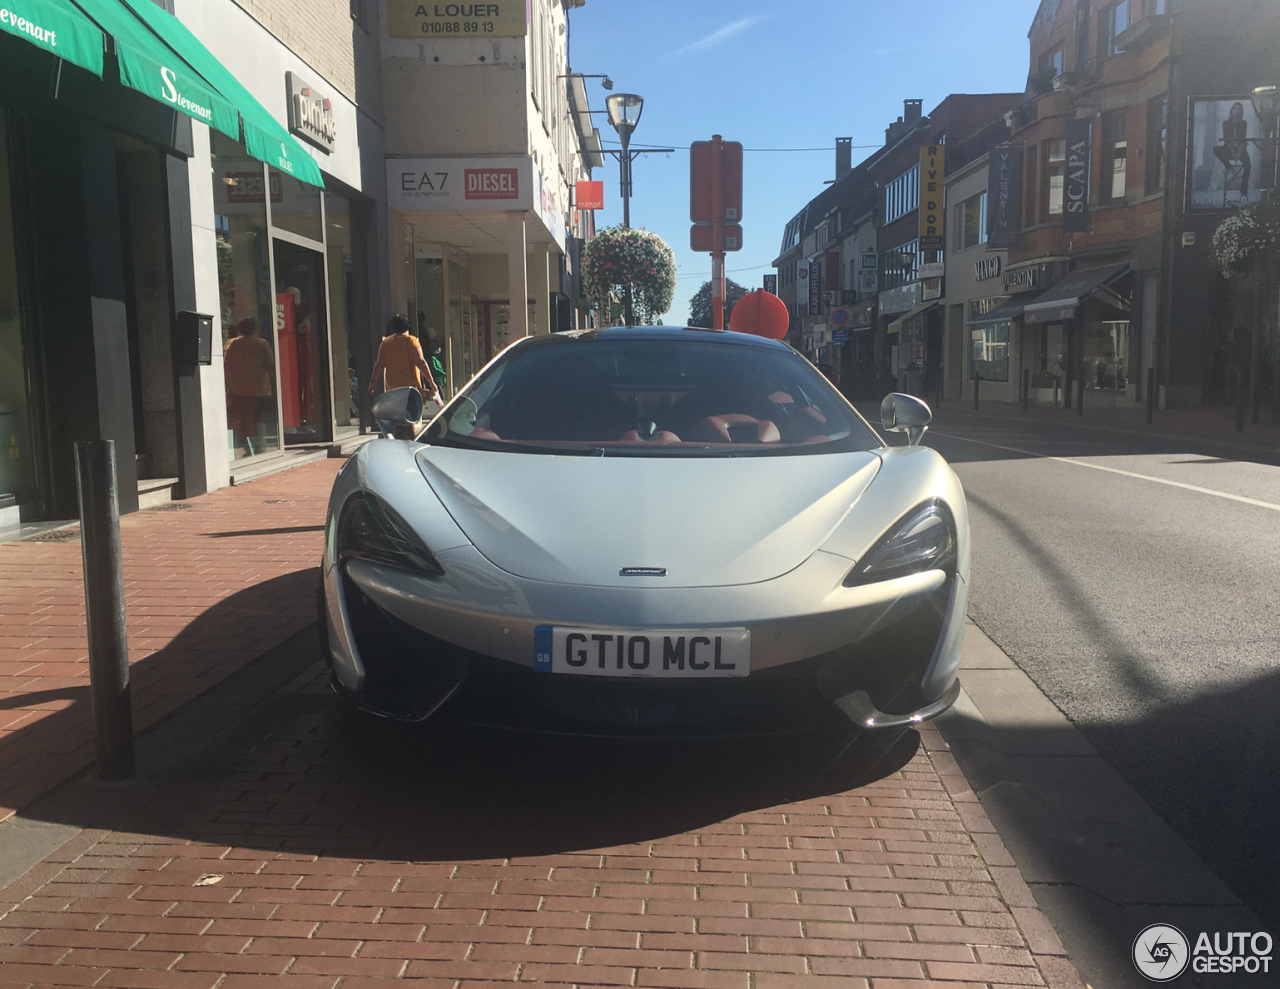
69;0;239;140
116;0;324;188
0;0;104;77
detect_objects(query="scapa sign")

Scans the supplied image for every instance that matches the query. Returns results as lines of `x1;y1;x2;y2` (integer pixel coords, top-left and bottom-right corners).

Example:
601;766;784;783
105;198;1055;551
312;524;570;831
286;72;335;153
1064;118;1091;233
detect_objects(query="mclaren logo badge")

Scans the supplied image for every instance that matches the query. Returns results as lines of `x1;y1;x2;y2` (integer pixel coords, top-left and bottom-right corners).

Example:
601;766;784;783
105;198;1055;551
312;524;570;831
620;567;667;577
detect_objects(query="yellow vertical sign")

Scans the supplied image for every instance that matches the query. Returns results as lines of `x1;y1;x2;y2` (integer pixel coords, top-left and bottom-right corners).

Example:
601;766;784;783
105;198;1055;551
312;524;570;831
919;144;945;251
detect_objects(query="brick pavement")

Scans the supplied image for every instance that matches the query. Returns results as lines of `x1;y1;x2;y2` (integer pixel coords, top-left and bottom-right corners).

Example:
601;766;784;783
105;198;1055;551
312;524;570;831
0;459;344;821
0;665;1086;988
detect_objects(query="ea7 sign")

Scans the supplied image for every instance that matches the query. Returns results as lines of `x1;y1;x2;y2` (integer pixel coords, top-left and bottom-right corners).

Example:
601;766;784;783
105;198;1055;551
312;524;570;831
1063;118;1091;233
919;145;945;251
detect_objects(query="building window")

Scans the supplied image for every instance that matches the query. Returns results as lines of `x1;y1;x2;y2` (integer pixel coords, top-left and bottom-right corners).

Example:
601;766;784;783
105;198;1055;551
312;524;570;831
1025;148;1040;226
885;164;920;225
1142;0;1166;14
1106;1;1131;55
971;322;1010;381
1040;47;1064;78
1102;109;1127;202
1146;95;1168;194
1048;138;1066;215
958;192;987;250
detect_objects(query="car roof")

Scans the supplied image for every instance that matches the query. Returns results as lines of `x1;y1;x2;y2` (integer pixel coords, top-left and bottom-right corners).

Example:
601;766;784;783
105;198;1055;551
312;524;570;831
521;326;792;352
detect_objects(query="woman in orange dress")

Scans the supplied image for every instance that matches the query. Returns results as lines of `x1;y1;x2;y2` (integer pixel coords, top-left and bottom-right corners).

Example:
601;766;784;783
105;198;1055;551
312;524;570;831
370;314;442;405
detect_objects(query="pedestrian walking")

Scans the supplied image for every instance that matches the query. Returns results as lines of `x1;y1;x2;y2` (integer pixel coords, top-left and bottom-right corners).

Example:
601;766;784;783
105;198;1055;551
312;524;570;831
370;314;441;407
428;339;448;398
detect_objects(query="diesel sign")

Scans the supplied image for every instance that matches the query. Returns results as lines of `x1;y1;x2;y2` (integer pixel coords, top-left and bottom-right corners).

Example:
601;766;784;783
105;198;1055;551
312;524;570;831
286;72;335;154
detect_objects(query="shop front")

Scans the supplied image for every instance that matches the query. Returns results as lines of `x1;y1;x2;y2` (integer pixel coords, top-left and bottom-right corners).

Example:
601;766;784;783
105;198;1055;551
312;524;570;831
1023;264;1133;409
388;156;569;396
0;0;337;523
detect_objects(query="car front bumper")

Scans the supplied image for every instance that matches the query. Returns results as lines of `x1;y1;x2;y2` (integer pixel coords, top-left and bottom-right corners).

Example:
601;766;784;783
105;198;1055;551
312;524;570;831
321;544;967;734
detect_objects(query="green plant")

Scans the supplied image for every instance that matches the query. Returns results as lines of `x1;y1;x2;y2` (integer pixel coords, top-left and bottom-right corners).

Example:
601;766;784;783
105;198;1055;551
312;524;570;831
582;226;676;324
1209;204;1280;278
687;278;750;328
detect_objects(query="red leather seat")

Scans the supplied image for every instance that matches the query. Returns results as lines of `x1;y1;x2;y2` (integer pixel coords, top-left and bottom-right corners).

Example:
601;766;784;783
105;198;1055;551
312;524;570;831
690;415;782;444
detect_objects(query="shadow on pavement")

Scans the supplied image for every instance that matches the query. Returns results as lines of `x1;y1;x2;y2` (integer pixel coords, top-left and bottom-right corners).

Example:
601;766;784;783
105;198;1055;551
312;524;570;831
0;571;318;818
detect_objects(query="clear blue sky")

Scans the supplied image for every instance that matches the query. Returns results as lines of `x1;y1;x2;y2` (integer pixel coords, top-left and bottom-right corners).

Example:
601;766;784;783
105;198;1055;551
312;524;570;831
567;0;1039;323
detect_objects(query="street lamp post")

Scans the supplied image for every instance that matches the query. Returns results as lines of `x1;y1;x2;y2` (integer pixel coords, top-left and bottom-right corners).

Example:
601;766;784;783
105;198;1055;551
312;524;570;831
607;93;644;326
1251;85;1279;422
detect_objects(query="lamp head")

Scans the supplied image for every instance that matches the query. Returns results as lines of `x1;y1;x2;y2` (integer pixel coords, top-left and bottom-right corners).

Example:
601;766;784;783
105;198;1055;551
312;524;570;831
602;75;614;90
606;93;644;137
1252;85;1279;121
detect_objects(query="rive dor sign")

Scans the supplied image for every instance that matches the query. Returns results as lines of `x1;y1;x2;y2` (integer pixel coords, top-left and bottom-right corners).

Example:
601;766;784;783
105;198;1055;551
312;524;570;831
388;1;526;37
919;145;945;251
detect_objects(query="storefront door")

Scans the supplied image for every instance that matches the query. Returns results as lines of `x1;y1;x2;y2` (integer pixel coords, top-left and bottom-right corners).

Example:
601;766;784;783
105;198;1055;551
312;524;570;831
0;114;35;520
273;240;330;445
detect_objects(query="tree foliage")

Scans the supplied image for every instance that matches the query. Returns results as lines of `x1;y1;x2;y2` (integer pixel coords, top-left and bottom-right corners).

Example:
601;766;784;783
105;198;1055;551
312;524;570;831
581;226;677;324
687;278;749;328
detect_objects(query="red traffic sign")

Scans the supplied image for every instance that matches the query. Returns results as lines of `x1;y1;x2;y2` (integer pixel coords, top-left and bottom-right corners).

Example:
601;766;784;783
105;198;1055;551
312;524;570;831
830;307;851;326
730;289;789;340
575;180;604;211
691;224;744;253
690;139;743;223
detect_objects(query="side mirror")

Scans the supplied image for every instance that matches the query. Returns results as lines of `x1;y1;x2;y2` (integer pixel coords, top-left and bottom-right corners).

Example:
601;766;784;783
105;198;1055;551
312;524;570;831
880;392;932;446
372;387;424;439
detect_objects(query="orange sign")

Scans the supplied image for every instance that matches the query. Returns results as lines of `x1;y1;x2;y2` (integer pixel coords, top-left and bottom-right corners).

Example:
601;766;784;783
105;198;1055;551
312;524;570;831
575;180;604;211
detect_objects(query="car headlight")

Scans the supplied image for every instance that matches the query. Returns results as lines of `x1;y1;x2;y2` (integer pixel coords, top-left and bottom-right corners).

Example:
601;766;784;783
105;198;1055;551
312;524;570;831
844;500;957;587
338;491;444;576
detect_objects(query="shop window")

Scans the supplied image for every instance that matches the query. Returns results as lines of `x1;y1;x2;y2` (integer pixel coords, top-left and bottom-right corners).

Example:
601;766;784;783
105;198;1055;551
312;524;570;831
1048;138;1066;215
971;322;1010;382
1146;95;1168;194
0;116;35;503
269;166;323;243
1102;110;1127;203
211;132;279;461
326;193;357;434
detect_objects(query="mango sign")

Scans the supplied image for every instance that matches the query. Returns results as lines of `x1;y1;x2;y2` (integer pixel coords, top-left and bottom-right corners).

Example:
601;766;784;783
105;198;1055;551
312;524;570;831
729;289;789;341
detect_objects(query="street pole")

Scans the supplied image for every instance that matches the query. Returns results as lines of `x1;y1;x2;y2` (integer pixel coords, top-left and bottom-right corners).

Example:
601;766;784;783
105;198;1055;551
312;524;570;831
74;440;135;780
711;134;725;330
618;131;634;327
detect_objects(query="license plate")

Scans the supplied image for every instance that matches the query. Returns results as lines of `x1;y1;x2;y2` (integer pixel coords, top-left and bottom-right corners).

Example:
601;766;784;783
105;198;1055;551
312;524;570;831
535;626;750;678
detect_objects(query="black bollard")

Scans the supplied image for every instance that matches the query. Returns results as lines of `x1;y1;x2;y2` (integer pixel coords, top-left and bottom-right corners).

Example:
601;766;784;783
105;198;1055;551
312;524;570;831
1146;366;1155;424
973;372;980;411
1235;368;1246;432
74;440;135;780
1022;368;1030;413
1077;362;1085;417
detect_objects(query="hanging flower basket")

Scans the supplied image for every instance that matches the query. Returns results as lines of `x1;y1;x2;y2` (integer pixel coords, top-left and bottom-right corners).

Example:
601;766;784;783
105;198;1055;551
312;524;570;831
1209;205;1280;279
582;226;676;324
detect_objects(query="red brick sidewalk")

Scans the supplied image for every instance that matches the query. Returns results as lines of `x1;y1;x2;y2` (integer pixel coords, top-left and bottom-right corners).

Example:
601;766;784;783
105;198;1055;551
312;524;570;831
0;665;1085;988
0;459;343;820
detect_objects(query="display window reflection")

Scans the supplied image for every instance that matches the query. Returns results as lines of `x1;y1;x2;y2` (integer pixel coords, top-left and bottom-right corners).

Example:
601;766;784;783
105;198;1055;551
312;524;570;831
0;115;35;504
211;132;280;461
274;240;329;444
325;193;357;434
270;165;324;242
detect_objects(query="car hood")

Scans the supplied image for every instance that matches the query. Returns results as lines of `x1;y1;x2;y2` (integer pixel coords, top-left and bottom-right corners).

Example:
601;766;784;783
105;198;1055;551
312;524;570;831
415;447;881;587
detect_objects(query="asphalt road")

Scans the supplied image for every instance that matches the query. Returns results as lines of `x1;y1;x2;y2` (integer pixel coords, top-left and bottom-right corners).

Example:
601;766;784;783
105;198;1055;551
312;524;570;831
920;410;1280;935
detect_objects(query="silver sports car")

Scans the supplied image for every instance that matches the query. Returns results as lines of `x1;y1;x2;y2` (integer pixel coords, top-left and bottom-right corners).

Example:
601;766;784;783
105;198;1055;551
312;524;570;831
320;326;969;735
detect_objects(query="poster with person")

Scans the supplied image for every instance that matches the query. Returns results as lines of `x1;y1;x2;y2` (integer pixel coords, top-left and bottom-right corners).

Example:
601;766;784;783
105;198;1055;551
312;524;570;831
1188;98;1265;210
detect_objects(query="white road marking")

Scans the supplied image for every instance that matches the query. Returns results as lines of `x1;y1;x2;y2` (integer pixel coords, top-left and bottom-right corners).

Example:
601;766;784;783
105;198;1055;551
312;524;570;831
933;432;1280;513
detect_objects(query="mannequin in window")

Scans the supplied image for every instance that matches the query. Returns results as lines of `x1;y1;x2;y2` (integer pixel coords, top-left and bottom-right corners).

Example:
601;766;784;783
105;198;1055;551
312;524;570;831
1213;102;1252;199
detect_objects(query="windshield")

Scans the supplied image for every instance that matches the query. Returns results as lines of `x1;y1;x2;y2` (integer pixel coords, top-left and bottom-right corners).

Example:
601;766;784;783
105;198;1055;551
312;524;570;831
423;333;881;456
